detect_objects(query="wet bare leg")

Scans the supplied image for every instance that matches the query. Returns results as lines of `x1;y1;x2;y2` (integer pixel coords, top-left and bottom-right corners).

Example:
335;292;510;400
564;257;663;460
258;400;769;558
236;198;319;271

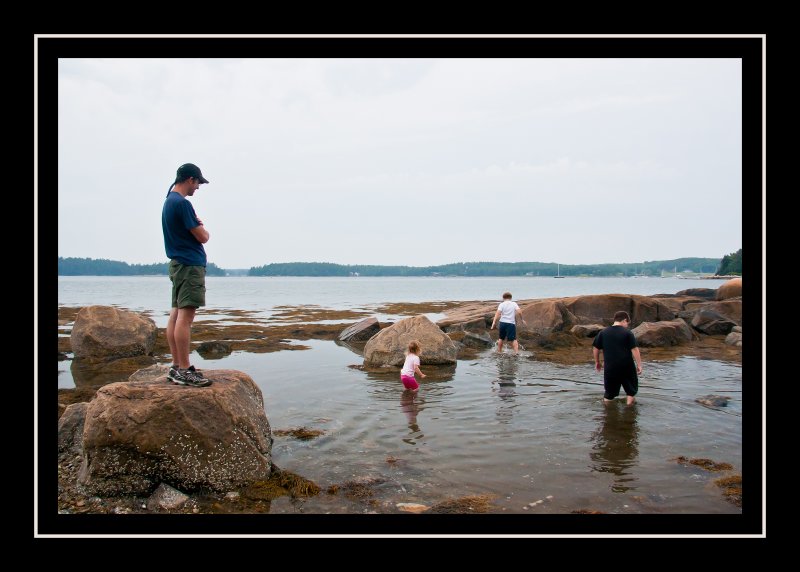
511;340;519;354
497;339;504;353
626;396;636;406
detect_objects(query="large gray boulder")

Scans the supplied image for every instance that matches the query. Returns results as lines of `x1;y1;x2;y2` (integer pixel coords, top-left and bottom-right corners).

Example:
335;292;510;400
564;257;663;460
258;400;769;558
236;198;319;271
691;309;737;335
707;299;742;326
570;324;604;338
437;301;496;332
339;317;381;342
716;278;742;301
461;331;495;349
652;296;709;314
363;315;457;367
632;319;695;347
563;294;675;327
78;368;272;496
439;294;676;334
71;305;157;359
519;299;577;334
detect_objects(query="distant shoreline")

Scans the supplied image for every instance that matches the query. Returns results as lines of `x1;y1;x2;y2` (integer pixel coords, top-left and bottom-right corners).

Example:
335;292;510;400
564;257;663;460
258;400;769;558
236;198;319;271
58;256;728;278
59;274;737;279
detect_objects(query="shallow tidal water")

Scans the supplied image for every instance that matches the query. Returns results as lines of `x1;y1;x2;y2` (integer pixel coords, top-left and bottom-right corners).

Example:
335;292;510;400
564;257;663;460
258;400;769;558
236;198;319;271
65;340;742;514
56;276;742;514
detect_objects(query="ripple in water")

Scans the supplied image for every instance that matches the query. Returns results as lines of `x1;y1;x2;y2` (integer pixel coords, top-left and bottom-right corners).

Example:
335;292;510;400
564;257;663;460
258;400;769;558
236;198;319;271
57;335;743;514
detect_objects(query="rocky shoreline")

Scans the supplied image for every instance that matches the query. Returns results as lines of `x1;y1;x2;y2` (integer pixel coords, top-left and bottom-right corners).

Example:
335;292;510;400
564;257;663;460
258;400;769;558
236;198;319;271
56;281;743;514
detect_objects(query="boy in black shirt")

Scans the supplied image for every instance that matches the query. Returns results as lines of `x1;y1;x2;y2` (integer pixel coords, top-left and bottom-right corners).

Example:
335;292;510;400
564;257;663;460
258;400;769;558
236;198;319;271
592;311;643;405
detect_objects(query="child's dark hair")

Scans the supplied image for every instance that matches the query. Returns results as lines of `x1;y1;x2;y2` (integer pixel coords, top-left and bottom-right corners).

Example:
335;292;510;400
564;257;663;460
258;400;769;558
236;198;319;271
502;292;512;299
408;340;421;354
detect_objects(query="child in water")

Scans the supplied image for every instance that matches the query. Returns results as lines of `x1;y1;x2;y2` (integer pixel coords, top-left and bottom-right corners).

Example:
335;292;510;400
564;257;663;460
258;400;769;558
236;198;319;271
400;340;426;392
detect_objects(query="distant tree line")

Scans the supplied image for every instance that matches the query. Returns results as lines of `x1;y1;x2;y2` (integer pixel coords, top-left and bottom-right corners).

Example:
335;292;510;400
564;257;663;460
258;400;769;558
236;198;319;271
59;255;735;277
716;249;742;275
248;258;722;277
58;257;225;276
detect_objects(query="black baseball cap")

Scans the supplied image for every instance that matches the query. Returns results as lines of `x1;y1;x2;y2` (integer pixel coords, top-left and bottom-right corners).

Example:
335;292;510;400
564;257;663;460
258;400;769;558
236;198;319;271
174;163;209;184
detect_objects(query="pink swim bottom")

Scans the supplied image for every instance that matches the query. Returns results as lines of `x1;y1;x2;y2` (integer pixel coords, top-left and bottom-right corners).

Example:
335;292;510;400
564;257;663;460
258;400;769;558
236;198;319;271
401;375;419;390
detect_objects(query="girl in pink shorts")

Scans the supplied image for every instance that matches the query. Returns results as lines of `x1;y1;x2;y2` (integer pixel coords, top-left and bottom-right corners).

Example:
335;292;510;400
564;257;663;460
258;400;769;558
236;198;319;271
400;340;426;392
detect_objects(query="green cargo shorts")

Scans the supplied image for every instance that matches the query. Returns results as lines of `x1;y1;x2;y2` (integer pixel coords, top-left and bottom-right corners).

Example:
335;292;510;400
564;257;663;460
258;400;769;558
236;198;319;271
169;260;206;308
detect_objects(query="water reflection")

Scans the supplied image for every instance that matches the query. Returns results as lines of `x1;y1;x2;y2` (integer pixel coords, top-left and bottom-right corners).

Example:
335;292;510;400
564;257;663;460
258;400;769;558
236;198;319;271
589;401;640;493
333;339;365;356
70;356;155;388
363;364;457;388
495;354;519;386
400;390;423;431
494;354;519;424
400;390;425;444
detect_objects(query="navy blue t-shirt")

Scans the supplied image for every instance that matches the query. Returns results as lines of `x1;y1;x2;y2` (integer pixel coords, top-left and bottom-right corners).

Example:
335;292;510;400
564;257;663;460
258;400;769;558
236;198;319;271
162;192;206;266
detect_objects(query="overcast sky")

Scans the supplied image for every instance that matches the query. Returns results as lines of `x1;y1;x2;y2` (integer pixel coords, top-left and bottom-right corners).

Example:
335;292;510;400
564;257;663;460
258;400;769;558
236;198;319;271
57;58;742;269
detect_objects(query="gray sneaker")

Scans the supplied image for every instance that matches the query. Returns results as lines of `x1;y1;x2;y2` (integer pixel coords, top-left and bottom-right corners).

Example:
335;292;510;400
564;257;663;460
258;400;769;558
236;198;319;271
167;366;182;384
171;367;212;387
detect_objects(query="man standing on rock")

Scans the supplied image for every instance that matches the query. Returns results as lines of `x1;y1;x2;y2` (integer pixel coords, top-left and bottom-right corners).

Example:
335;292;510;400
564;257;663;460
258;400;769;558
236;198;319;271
592;311;642;405
490;292;526;354
162;163;212;387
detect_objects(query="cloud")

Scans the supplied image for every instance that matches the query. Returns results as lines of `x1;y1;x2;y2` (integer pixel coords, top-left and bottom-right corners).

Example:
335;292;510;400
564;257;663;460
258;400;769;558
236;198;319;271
57;57;743;268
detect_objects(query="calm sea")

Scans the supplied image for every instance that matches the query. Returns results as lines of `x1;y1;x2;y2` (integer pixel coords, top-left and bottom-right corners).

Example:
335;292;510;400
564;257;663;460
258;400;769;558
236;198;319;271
58;275;725;326
56;276;742;514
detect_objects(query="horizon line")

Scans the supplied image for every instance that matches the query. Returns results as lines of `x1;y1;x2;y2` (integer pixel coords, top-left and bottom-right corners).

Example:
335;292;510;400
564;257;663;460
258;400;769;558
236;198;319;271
58;255;726;270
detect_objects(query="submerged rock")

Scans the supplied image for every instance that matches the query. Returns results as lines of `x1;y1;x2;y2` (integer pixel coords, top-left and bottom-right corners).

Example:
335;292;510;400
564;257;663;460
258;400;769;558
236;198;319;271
674;456;732;470
146;483;189;511
695;395;731;408
196;341;232;359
